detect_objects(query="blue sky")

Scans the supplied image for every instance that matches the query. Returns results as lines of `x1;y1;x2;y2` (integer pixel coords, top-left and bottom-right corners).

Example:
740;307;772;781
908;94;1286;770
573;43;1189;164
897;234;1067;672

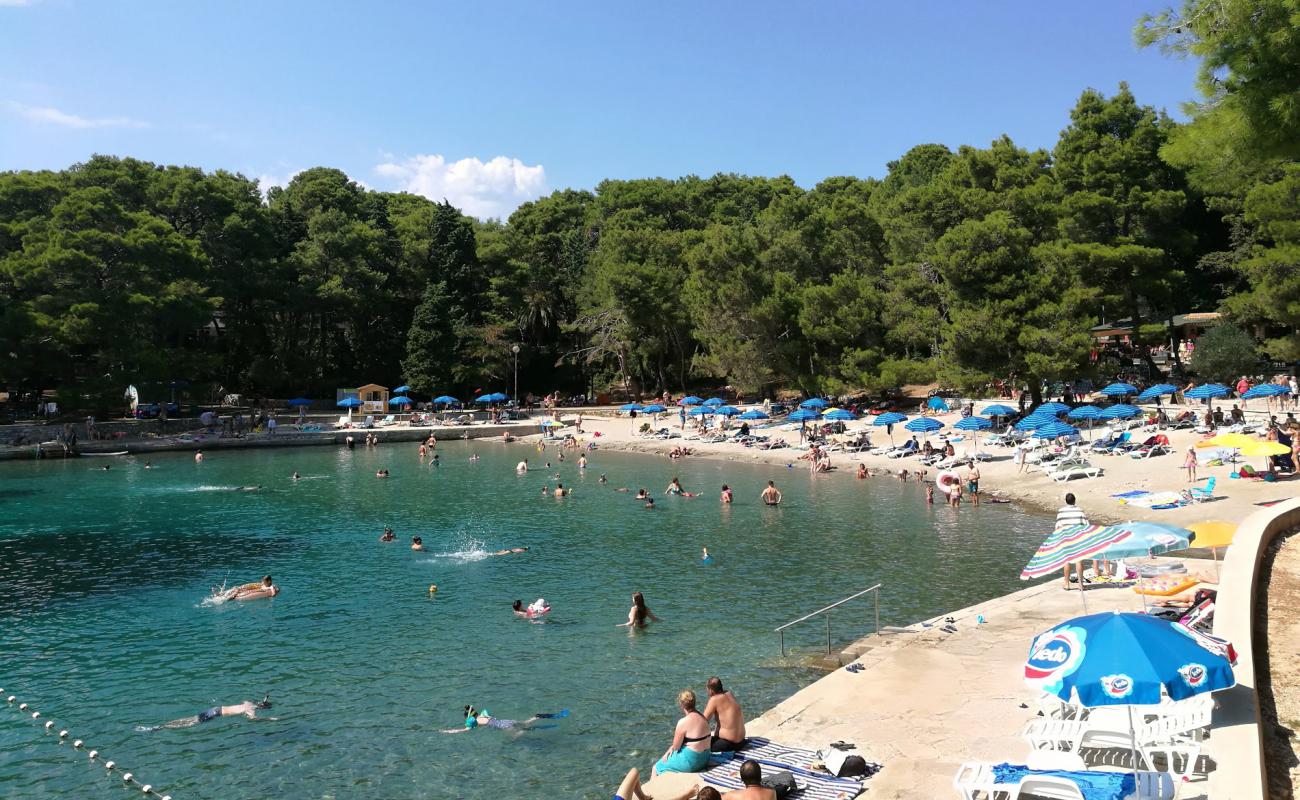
1;0;1199;217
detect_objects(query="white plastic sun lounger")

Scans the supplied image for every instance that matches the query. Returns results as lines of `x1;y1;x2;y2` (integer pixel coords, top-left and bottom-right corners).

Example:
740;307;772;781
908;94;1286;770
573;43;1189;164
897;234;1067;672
1023;703;1210;780
1047;460;1102;482
953;753;1174;800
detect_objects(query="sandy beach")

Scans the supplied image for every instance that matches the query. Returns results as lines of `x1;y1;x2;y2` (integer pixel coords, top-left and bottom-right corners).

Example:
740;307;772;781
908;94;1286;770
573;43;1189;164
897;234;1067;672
568;405;1295;527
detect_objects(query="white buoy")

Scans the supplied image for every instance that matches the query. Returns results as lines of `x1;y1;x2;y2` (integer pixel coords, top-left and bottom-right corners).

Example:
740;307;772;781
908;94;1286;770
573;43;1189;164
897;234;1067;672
31;711;40;719
59;730;68;738
88;750;98;760
44;720;53;729
6;696;13;703
104;760;115;770
73;739;83;748
123;772;133;783
141;784;152;794
161;795;172;800
19;703;28;710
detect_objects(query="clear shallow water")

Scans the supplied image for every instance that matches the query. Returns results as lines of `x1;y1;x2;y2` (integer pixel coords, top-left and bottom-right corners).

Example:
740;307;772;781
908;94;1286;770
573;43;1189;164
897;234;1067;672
0;442;1049;799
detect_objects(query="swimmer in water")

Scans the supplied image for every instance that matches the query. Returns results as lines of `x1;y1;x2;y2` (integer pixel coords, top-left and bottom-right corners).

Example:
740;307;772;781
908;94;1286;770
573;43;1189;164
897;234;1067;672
491;547;529;556
541;486;550;496
598;473;607;484
926;484;935;505
701;547;712;563
235;485;263;492
760;481;782;506
635;489;649;500
516;459;529;473
666;477;685;495
195;450;204;462
102;464;111;471
440;705;567;734
292;471;300;480
144;461;153;469
380;527;396;542
376;469;389;478
469;454;480;461
578;455;587;469
411;536;425;551
618;591;659;628
219;576;278;601
138;696;274;731
856;463;868;479
554;483;569;497
432;454;440;466
644;498;656;509
720;485;733;504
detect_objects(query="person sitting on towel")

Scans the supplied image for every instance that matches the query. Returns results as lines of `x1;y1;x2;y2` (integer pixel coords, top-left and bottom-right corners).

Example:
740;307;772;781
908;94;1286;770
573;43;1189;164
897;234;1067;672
702;676;746;752
721;760;777;800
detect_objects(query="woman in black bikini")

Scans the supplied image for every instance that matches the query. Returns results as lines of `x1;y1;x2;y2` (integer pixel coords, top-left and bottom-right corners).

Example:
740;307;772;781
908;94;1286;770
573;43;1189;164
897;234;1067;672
653;689;712;775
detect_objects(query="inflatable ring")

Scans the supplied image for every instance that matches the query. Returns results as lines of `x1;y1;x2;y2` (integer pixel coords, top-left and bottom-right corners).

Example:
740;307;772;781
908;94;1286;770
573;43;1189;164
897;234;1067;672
936;470;961;496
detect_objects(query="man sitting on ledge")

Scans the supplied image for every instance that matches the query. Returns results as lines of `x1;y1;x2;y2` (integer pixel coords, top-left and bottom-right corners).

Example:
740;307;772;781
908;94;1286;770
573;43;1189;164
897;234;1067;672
703;676;746;752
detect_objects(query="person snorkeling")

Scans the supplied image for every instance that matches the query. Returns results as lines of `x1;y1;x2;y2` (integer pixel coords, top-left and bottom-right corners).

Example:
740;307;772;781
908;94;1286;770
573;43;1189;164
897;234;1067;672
138;695;274;731
440;705;568;733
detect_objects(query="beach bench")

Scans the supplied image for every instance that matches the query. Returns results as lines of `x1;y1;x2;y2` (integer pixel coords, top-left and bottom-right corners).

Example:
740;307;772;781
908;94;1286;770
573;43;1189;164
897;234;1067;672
1023;703;1210;780
953;758;1174;800
1046;459;1102;482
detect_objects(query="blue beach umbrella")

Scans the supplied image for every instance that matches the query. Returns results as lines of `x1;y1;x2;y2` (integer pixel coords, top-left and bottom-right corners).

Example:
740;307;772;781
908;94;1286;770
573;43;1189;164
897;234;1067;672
688;406;715;417
392;385;411;395
1025;611;1234;708
388;396;412;406
1098;382;1137;396
433;395;459;405
1185;383;1230;400
1066;405;1102;421
981;404;1017;417
1014;414;1056;431
703;397;725;407
1033;402;1070;416
824;409;857;422
642;404;667;413
799;398;828;410
953;416;992;431
678;396;704;406
286;397;313;407
927;396;950;411
1136;384;1178;402
738;409;769;420
1029;421;1078;439
336;397;363;408
1099;404;1140;420
620;402;644;412
714;405;741;417
1242;383;1287;399
904;417;943;433
787;409;821;422
872;412;908;426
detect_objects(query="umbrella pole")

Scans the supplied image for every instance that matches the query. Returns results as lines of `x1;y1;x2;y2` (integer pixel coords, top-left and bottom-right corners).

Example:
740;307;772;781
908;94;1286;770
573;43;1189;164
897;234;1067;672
1128;705;1141;779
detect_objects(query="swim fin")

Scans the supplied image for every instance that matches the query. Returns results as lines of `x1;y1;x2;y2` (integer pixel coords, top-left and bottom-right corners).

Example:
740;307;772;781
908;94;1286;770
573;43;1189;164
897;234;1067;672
535;709;569;719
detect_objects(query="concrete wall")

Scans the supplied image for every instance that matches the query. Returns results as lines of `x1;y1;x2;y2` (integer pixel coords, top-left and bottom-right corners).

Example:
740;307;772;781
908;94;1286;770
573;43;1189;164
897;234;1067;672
1207;497;1300;799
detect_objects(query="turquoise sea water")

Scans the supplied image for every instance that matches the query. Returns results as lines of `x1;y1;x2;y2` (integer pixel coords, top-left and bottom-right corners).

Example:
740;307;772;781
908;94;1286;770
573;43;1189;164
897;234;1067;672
0;441;1048;799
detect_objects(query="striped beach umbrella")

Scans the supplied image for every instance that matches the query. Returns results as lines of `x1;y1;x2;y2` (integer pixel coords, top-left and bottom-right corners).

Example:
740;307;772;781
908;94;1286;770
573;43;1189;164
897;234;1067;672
1136;384;1177;402
1029;420;1078;439
953;416;992;431
1021;524;1135;580
872;411;908;426
1014;413;1056;431
823;408;857;421
981;404;1017;417
1098;382;1137;396
1185;383;1230;400
1099;404;1140;419
1034;402;1070;416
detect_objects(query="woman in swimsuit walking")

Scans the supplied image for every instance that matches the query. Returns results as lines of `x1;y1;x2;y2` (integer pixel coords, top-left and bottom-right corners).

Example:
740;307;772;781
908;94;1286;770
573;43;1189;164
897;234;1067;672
653;689;713;775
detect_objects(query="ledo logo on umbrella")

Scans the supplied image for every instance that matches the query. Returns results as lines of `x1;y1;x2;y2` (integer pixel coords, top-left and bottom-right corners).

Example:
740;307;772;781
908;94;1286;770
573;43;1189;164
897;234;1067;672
1025;626;1086;690
1100;673;1134;699
1179;663;1208;689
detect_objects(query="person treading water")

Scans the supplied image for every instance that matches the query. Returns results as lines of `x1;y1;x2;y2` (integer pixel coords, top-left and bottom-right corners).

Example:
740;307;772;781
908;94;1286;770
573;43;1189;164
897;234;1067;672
440;704;568;733
138;696;273;731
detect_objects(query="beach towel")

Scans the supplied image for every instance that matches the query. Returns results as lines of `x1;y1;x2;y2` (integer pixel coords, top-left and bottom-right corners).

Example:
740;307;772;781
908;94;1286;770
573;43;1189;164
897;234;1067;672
701;755;866;800
1110;490;1150;499
991;763;1134;800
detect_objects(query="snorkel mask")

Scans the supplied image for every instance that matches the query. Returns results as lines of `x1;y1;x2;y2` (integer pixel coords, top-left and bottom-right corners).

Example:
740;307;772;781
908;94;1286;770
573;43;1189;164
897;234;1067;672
255;694;272;710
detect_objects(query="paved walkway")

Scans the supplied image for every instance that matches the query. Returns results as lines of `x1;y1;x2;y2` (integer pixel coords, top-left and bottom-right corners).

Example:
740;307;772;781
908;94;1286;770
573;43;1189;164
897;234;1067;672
646;571;1217;799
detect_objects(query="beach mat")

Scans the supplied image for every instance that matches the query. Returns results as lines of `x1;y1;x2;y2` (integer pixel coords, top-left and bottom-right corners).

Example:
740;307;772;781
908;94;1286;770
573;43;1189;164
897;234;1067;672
701;738;873;799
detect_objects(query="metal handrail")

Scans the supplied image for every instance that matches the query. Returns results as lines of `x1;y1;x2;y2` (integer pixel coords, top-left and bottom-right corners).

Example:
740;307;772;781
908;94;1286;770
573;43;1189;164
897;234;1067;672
775;584;882;656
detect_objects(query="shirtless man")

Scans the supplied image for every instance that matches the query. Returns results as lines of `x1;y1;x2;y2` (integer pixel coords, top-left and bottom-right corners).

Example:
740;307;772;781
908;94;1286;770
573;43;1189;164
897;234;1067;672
222;576;278;601
760;481;781;506
702;676;746;752
139;697;273;730
722;760;777;800
490;547;529;556
966;461;981;506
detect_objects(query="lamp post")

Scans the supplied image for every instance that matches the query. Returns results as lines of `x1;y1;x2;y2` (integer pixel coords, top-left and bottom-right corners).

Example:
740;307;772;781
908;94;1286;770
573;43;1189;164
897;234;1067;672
511;344;521;407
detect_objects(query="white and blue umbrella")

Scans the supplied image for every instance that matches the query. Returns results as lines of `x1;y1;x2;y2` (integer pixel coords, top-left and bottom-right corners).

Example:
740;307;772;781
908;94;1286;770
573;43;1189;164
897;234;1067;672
433;395;459;405
904;417;944;438
388;395;412;407
953;416;991;431
872;411;908;426
824;409;857;422
1014;413;1056;431
799;397;828;410
1098;382;1137;397
714;405;741;417
1066;405;1102;421
1242;383;1287;400
738;409;769;420
642;404;667;414
1136;384;1178;402
1029;420;1078;439
1099;404;1140;420
392;385;411;395
981;404;1017;417
678;396;704;406
703;397;725;407
787;409;821;422
620;402;644;412
1025;611;1234;707
1185;383;1230;400
1033;402;1070;416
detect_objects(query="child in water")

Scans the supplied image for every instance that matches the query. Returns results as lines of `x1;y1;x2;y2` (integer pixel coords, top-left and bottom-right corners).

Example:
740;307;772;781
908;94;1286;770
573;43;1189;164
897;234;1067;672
926;484;934;505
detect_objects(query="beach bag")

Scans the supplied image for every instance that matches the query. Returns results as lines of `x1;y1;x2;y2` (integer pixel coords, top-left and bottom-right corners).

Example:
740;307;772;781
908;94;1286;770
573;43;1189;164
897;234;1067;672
761;770;797;799
822;745;871;778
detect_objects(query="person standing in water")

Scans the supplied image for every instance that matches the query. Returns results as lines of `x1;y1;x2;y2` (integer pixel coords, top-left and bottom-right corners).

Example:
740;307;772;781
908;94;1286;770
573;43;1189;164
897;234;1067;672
760;481;781;506
617;591;659;628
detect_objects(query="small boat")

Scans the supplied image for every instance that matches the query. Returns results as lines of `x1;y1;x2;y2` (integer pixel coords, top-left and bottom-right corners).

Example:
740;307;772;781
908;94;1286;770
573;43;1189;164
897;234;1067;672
82;451;130;457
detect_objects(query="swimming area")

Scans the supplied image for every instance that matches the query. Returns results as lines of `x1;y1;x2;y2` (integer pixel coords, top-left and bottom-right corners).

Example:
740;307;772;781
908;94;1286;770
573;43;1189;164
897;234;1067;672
0;442;1050;799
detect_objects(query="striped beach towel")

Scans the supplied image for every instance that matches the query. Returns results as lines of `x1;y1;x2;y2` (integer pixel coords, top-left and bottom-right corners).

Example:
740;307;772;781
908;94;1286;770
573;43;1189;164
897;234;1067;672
701;738;869;799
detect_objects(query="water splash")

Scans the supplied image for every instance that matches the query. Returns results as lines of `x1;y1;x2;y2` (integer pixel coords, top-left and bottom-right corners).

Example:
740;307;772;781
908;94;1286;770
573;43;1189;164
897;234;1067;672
428;533;489;563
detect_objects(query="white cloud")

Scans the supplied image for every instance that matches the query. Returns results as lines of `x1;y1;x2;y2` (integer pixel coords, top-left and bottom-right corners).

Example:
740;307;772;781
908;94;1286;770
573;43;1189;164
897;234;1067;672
5;101;147;129
256;170;300;198
374;154;547;219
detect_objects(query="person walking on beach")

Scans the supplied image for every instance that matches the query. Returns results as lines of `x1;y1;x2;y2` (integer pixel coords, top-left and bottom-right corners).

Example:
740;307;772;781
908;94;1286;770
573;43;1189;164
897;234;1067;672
1183;446;1198;483
966;461;981;506
760;481;781;506
1055;493;1089;590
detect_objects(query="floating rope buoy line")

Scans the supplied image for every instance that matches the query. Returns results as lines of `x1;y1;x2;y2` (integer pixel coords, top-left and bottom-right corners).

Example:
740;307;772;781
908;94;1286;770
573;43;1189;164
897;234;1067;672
4;689;173;799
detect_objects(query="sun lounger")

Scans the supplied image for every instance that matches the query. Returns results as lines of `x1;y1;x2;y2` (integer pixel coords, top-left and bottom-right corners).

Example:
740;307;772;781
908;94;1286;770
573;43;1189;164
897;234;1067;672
334;416;352;429
954;759;1174;800
1188;476;1217;502
1047;459;1102;482
375;414;396;427
886;442;919;459
1023;702;1211;780
1129;435;1171;459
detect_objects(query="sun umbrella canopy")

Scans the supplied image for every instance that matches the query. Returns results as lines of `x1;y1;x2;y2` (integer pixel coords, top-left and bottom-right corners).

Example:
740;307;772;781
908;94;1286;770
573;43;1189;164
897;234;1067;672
688;406;715;416
1014;414;1056;431
787;409;821;422
1099;404;1140;419
904;417;944;433
286;397;314;407
823;409;857;421
799;398;828;409
476;392;507;403
392;385;411;394
388;396;412;406
1185;383;1230;399
433;395;459;405
1030;421;1079;439
1098;383;1137;396
981;404;1016;417
1066;405;1103;420
1188;521;1237;550
953;416;992;431
702;397;725;407
1242;383;1288;399
713;405;741;416
539;419;565;427
1202;432;1257;448
1094;521;1194;560
678;396;703;406
336;397;363;408
1025;611;1235;706
738;409;769;420
1034;402;1070;415
620;403;644;411
1239;439;1292;457
642;404;667;413
872;412;908;426
927;396;950;411
1136;383;1178;401
1021;522;1193;579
